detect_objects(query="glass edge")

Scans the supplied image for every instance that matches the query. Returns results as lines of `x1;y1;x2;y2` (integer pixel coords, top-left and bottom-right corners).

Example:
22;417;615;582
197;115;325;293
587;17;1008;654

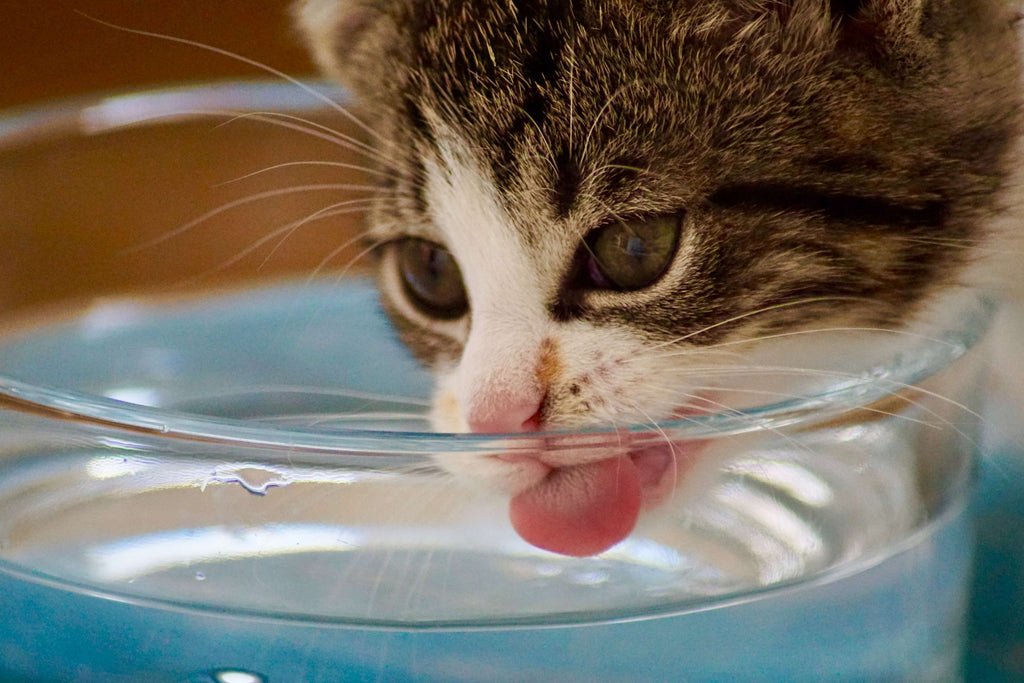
0;481;973;632
0;78;1001;452
0;288;997;454
0;78;348;149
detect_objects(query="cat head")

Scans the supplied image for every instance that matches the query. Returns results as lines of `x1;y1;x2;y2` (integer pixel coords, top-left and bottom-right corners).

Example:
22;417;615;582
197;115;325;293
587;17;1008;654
296;0;1021;488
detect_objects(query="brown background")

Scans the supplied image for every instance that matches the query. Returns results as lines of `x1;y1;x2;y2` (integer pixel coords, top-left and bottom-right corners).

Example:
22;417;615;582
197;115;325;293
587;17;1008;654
0;2;374;316
3;2;316;110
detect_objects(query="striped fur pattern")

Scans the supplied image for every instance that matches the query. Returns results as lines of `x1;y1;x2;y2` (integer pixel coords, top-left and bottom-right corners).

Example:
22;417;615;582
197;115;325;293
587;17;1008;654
297;0;1022;441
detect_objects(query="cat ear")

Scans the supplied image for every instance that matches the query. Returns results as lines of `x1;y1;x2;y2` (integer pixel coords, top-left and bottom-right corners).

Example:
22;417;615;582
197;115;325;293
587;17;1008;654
292;0;401;96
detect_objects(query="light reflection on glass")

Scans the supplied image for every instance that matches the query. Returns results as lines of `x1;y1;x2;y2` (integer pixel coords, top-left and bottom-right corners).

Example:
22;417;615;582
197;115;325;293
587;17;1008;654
212;669;266;683
85;455;157;480
85;456;365;490
606;539;689;572
87;524;366;581
714;484;826;583
103;387;163;407
725;459;835;507
75;302;148;339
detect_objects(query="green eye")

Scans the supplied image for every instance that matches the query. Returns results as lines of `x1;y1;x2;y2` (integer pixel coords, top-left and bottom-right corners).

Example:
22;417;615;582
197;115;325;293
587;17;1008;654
395;238;469;319
584;214;682;291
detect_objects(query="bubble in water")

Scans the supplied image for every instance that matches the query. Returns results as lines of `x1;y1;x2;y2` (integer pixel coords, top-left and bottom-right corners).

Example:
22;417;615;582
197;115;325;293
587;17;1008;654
211;669;266;683
195;572;206;581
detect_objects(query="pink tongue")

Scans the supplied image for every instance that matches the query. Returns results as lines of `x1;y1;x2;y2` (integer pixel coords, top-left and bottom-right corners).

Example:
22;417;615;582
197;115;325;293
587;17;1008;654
509;456;642;557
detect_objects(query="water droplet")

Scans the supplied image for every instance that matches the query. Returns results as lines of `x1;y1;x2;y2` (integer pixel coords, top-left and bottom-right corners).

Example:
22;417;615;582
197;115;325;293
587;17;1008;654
211;670;266;683
207;465;290;495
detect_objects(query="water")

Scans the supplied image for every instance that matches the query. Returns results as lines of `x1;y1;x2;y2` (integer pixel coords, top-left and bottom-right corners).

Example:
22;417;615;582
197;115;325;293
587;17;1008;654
0;281;985;681
0;418;974;681
0;506;970;681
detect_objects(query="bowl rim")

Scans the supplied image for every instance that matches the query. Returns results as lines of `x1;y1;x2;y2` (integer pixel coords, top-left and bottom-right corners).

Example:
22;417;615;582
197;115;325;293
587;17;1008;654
0;482;975;630
0;280;995;455
0;79;986;630
0;78;348;150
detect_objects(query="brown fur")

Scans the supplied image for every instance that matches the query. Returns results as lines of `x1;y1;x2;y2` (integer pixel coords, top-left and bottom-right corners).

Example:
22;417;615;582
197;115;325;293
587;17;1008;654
296;0;1022;367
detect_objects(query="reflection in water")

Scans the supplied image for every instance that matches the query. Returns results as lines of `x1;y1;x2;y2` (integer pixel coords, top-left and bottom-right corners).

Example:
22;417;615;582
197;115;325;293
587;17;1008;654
714;484;826;583
211;669;267;683
87;524;366;581
58;420;928;619
724;458;835;507
103;387;163;407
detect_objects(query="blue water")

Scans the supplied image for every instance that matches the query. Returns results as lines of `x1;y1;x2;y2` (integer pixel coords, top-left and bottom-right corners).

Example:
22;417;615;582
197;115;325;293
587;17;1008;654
967;445;1024;682
0;507;970;682
0;280;1007;681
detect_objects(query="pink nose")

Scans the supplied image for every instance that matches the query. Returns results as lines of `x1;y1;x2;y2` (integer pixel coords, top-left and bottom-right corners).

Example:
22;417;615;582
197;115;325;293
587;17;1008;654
466;396;542;433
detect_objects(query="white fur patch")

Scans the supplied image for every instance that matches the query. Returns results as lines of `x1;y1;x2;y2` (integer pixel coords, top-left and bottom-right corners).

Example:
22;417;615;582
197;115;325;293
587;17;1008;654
394;119;1010;498
422;126;554;434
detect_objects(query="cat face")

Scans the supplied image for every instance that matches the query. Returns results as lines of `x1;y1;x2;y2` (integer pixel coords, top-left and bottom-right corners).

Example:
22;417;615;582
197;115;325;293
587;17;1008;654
296;0;1021;497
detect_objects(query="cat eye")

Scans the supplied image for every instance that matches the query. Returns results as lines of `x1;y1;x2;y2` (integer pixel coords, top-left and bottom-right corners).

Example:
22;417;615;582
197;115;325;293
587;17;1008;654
395;238;469;319
581;215;682;291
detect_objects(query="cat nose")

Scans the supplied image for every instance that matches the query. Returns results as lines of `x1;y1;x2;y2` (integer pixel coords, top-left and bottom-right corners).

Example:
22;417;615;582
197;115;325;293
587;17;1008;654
465;396;543;433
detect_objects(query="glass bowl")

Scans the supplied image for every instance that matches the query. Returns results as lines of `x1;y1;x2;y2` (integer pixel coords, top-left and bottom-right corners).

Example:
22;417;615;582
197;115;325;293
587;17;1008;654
0;82;990;682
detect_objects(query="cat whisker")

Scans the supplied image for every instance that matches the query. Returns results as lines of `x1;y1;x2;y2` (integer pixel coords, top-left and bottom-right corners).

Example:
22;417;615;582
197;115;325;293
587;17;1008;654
308;232;387;284
78;13;398;157
403;539;439;618
652;363;873;381
257;201;375;270
214;160;395;187
212;111;397;170
640;296;877;351
361;480;456;620
94;106;398;170
629;404;682;490
889;235;1024;255
633;323;976;367
639;388;825;462
644;382;944;430
164;385;430;407
402;480;468;615
641;362;983;443
171;201;374;286
623;346;746;365
123;184;378;254
700;325;966;352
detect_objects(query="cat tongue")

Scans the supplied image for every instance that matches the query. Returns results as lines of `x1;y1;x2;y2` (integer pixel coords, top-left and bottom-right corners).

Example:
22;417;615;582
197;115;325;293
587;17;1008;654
509;457;642;557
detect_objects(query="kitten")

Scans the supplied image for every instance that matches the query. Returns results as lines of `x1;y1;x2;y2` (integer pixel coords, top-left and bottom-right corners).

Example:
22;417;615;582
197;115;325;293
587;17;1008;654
295;0;1023;555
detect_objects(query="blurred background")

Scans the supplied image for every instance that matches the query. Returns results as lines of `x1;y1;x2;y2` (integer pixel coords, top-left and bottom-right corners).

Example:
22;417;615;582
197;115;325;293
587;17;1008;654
4;1;315;109
1;1;371;317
